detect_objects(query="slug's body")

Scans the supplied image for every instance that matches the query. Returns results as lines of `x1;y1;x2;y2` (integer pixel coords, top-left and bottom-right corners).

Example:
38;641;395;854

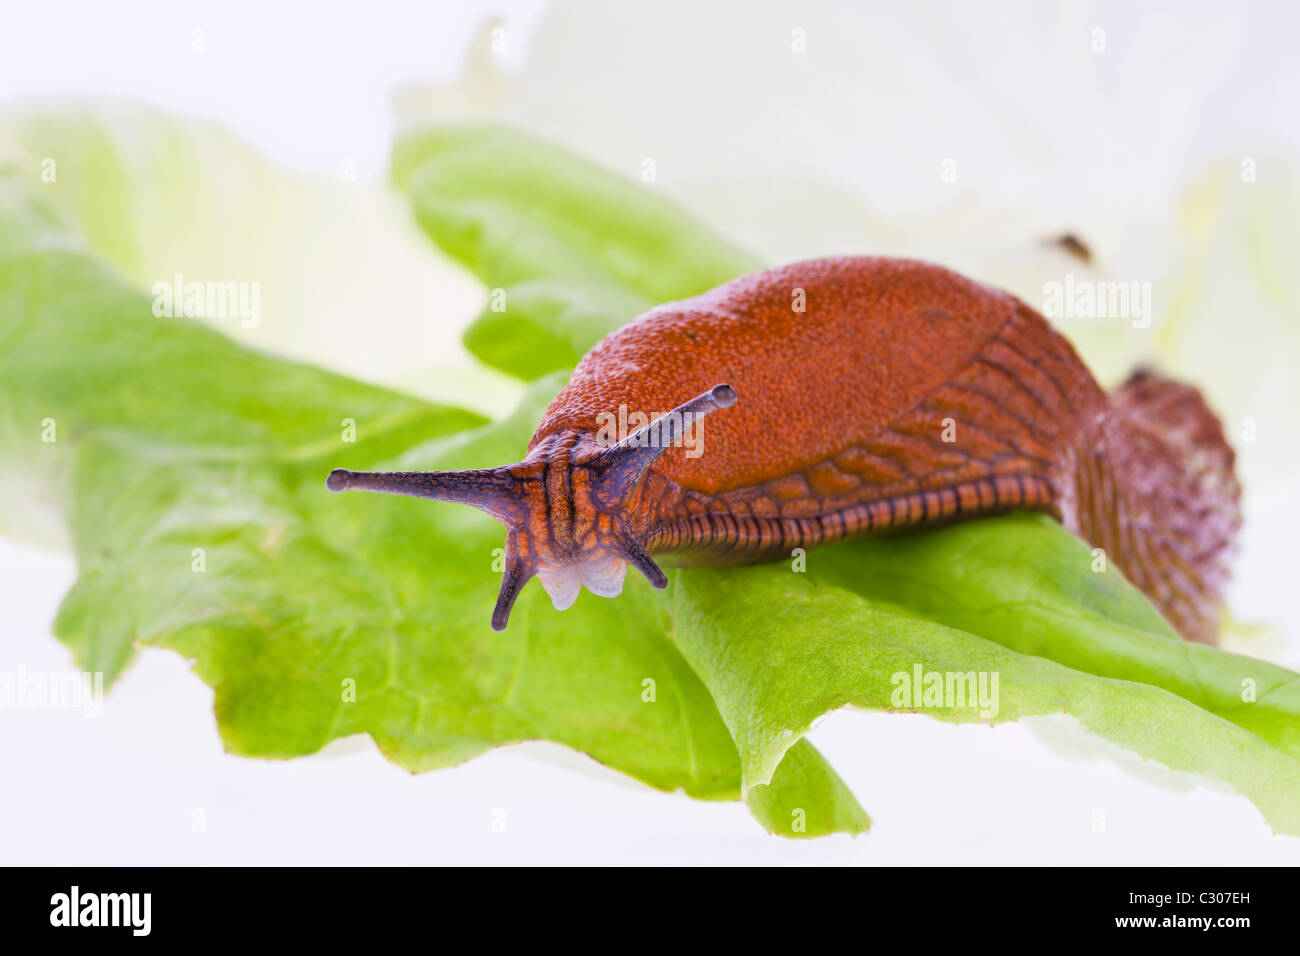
329;257;1239;642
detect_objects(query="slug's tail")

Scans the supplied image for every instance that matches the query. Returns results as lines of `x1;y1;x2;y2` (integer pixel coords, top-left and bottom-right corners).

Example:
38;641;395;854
1085;369;1241;643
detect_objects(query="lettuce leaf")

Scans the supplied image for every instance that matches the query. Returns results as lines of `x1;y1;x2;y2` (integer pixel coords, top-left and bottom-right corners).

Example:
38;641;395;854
394;125;1300;834
1;103;518;416
0;161;856;834
2;116;1298;839
391;125;759;379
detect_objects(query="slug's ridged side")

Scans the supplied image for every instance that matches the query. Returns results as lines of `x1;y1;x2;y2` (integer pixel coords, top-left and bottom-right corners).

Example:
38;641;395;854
638;301;1078;558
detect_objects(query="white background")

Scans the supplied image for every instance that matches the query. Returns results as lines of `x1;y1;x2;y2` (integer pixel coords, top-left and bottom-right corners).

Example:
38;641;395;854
2;0;1298;865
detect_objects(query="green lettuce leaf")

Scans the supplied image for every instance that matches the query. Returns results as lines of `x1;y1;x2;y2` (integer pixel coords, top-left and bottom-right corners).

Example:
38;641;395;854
669;539;1300;836
391;125;760;379
393;124;1300;834
0;161;857;835
0;102;520;417
2;115;1299;840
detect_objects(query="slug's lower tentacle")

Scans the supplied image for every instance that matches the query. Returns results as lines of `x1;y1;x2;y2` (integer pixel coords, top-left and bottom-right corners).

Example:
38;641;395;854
618;535;669;590
492;531;534;632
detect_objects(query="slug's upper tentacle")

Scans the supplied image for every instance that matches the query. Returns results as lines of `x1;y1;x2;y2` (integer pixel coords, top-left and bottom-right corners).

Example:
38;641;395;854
326;467;524;526
591;383;737;509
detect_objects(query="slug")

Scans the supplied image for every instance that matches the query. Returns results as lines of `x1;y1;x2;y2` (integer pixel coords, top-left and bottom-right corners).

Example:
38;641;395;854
327;257;1240;642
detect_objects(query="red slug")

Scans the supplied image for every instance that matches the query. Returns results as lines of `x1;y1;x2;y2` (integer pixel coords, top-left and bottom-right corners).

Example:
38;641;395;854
327;257;1240;642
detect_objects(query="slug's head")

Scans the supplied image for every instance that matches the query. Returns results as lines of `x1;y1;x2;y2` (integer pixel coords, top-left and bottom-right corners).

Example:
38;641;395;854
326;384;736;631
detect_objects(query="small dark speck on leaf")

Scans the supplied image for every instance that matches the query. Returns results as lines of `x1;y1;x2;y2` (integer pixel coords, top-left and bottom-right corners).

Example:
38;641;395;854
1044;232;1093;264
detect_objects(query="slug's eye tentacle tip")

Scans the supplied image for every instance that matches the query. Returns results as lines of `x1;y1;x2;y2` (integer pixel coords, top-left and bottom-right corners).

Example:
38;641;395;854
711;383;737;408
326;468;353;492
